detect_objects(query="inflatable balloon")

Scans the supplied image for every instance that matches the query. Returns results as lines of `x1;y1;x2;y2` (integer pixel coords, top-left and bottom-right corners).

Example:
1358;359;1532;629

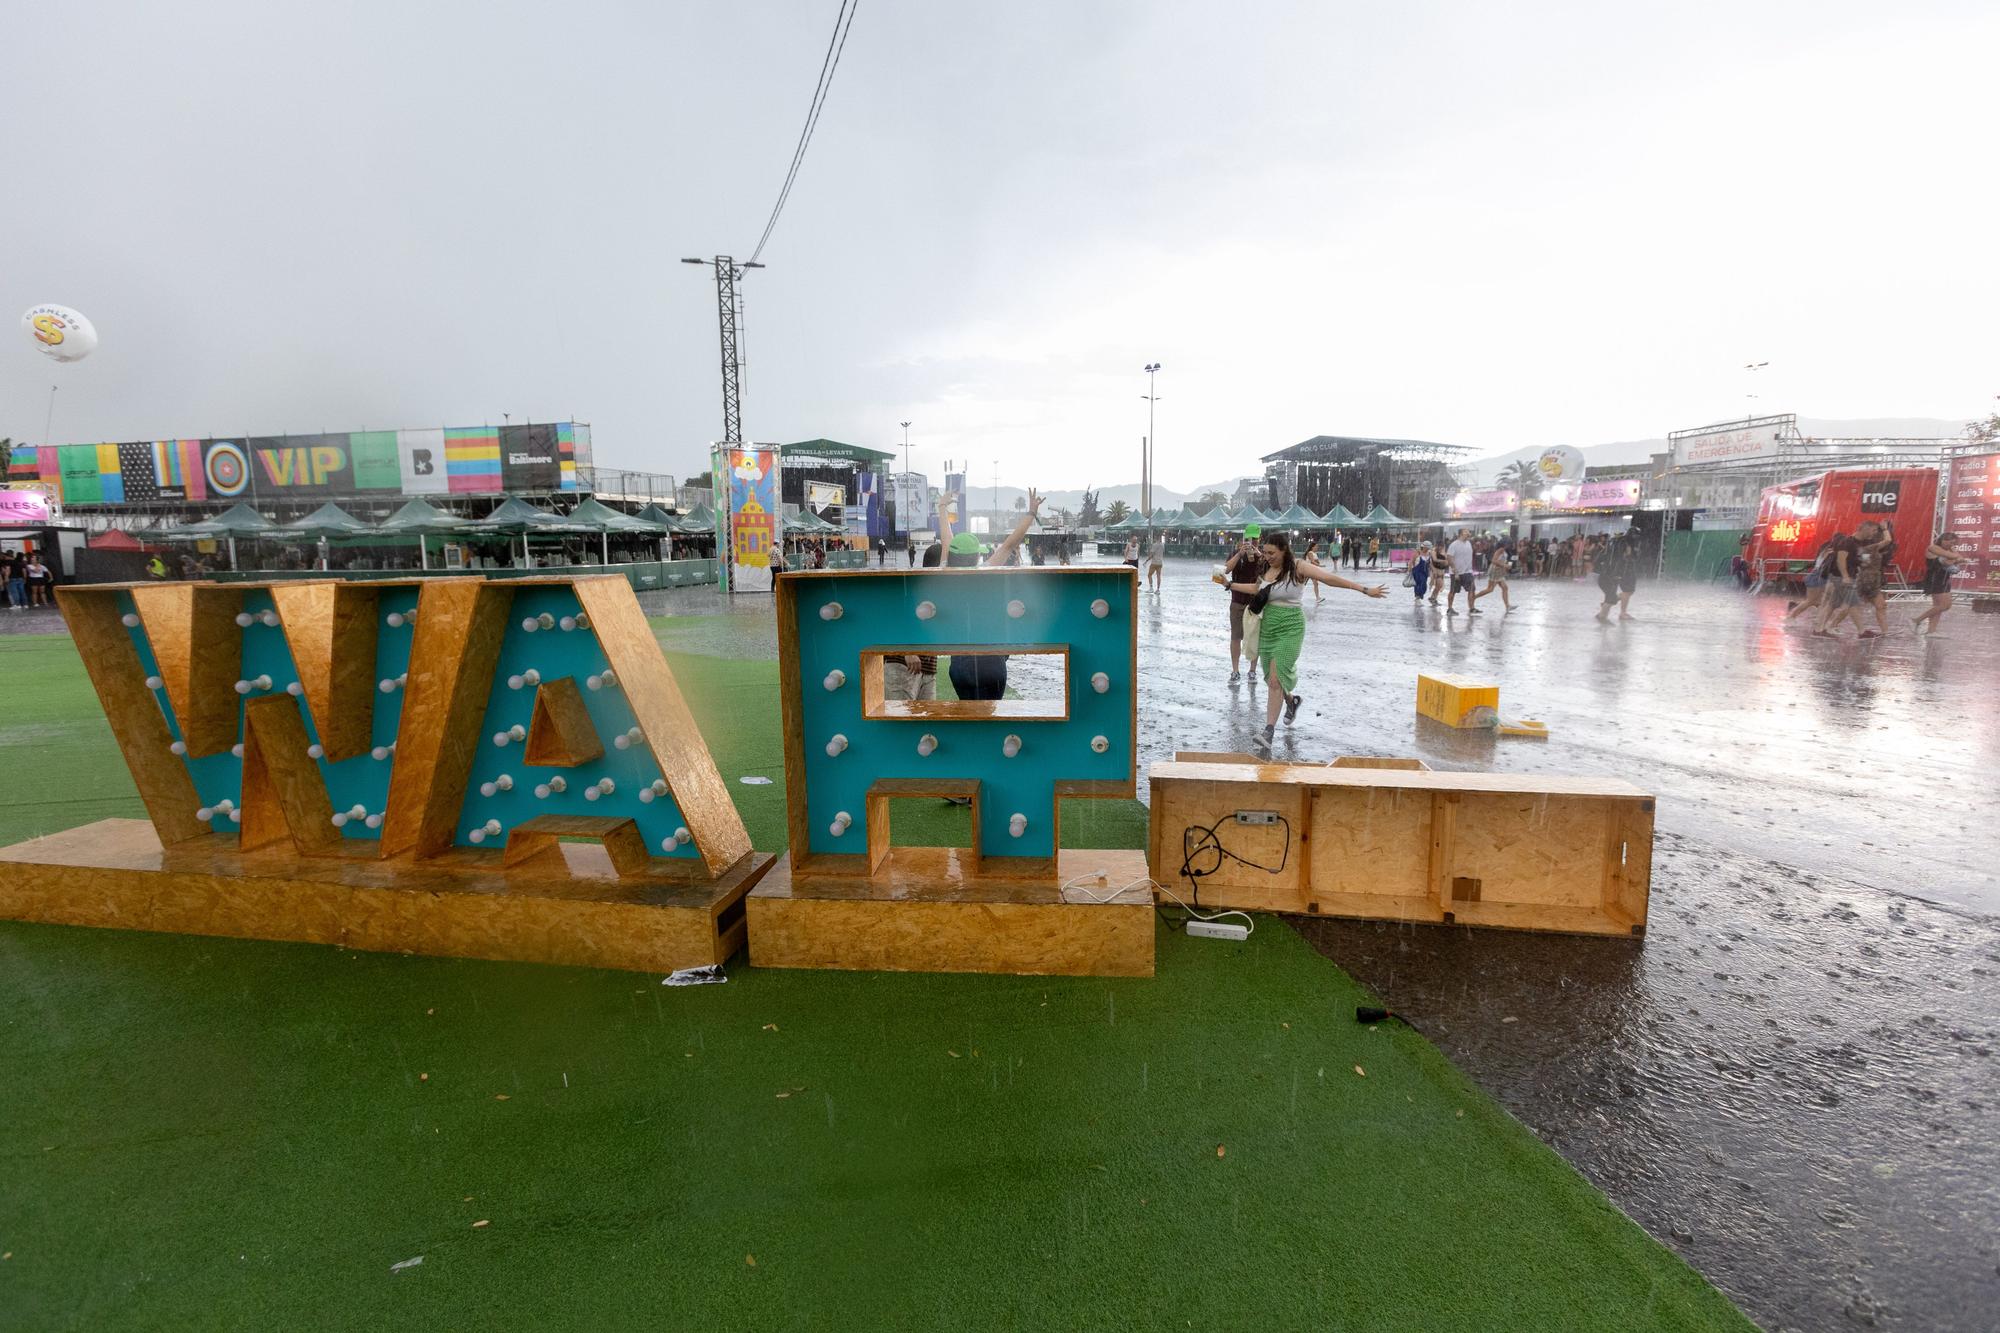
1536;444;1584;483
21;304;98;363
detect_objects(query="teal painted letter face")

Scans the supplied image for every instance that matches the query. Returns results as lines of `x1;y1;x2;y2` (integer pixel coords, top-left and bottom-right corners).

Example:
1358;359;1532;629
790;569;1136;859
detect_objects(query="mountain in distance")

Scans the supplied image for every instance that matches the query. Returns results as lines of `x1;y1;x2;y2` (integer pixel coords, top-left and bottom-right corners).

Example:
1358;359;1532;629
1462;416;1970;485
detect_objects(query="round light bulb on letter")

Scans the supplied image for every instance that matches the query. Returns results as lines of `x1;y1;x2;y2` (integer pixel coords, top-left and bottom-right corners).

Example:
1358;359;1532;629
307;743;324;759
329;811;347;828
915;600;936;621
830;811;852;837
386;611;405;628
558;615;576;631
1091;671;1110;694
823;669;846;691
1090;598;1109;619
538;613;556;630
144;674;163;690
1091;734;1110;753
819;601;843;621
1009;813;1027;837
122;613;141;628
370;745;390;761
674;826;691;846
234;613;253;628
1007;599;1025;619
1002;734;1022;758
917;733;938;757
521;616;538;633
825;734;848;757
508;724;526;741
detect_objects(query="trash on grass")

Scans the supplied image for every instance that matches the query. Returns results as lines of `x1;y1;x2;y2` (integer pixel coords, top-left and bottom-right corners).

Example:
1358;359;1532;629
663;964;727;987
390;1255;424;1274
738;776;773;785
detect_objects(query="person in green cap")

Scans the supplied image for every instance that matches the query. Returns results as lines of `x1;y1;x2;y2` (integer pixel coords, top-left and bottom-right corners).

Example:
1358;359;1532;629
1227;528;1386;750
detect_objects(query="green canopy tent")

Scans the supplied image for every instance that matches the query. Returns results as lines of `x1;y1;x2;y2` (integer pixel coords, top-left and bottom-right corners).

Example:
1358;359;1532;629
635;503;683;532
1235;504;1274;524
272;502;379;571
1104;509;1151;532
1273;504;1324;527
782;508;838;535
373;498;470;570
567;495;672;564
469;497;593;567
1361;505;1410;527
277;502;376;539
1324;504;1367;529
673;505;717;536
635;503;685;560
158;502;279;569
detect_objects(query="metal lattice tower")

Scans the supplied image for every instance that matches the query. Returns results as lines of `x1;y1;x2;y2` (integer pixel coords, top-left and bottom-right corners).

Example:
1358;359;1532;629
684;255;762;444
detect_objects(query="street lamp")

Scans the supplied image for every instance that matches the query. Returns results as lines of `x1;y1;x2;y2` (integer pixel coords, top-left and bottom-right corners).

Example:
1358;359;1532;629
1141;363;1162;519
900;421;912;536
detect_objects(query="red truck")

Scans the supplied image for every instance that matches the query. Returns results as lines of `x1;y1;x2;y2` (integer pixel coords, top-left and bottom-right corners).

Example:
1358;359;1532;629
1747;467;1938;588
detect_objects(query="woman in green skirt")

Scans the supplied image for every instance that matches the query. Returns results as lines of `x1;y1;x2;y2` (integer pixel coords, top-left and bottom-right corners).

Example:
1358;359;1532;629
1228;529;1386;749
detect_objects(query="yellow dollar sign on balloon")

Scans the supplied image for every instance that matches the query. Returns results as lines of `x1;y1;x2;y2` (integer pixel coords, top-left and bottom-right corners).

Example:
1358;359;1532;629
31;314;66;346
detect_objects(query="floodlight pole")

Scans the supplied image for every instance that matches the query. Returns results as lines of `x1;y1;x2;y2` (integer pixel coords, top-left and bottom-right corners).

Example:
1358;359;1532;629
1141;363;1162;517
683;256;764;446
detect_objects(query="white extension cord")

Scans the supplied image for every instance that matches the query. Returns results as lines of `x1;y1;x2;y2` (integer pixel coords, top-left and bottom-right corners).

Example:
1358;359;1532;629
1059;870;1254;940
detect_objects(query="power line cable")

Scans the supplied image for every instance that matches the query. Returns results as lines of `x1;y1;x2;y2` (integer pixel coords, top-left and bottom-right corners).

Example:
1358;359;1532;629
748;0;860;264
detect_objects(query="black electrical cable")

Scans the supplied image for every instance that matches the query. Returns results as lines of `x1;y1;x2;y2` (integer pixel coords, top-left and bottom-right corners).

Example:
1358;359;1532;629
1177;816;1291;907
748;0;860;264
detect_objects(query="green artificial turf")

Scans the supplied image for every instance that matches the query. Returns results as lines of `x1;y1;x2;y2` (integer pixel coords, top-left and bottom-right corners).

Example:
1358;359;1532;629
0;629;1749;1330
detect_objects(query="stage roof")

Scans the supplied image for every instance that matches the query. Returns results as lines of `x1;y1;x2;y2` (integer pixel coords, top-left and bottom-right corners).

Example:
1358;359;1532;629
1261;435;1477;463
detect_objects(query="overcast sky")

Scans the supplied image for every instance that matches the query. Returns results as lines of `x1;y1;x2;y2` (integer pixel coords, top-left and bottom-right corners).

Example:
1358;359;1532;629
6;0;1996;491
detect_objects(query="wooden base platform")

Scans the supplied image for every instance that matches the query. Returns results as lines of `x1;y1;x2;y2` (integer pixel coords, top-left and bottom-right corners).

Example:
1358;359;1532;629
747;847;1155;977
0;819;774;975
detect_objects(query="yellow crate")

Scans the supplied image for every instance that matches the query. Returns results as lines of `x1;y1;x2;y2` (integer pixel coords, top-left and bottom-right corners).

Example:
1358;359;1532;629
1416;673;1499;729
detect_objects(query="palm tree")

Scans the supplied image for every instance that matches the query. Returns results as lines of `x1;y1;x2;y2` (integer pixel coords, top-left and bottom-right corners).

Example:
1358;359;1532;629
1499;459;1546;499
1197;490;1230;511
1105;500;1131;526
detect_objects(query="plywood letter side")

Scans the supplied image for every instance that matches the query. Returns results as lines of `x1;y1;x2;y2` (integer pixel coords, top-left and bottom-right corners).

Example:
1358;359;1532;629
238;695;340;854
269;581;380;762
55;589;206;846
130;582;247;757
379;579;512;860
574;578;752;877
524;677;604;766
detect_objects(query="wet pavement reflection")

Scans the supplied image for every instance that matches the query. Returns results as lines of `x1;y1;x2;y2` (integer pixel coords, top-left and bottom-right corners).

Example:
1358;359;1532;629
638;556;1999;1331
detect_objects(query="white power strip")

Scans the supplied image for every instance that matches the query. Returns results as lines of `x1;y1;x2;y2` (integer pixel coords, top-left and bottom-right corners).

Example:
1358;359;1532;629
1186;920;1249;942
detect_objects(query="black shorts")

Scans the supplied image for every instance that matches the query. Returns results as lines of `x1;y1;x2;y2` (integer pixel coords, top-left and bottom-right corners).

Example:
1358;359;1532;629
948;654;1008;700
1922;568;1952;595
1618;573;1637;593
1453;572;1477;593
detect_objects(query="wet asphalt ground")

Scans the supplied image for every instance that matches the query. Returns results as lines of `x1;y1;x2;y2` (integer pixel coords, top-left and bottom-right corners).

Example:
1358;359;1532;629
14;564;1997;1329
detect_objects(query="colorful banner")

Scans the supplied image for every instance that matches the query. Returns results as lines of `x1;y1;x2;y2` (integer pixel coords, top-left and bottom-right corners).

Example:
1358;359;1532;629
1944;451;2000;590
13;423;590;505
555;422;582;491
718;445;780;593
444;427;502;494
